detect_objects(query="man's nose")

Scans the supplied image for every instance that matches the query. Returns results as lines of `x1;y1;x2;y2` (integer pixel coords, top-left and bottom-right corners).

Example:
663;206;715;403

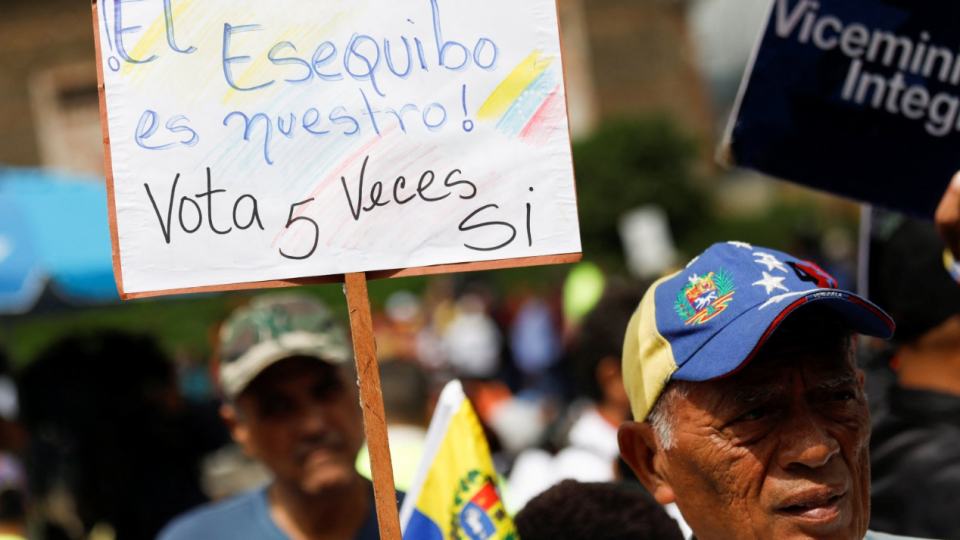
777;411;841;470
299;401;330;435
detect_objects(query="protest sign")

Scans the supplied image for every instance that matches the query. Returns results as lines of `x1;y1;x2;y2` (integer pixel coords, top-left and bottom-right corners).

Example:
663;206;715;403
93;2;580;537
93;0;581;299
721;0;960;218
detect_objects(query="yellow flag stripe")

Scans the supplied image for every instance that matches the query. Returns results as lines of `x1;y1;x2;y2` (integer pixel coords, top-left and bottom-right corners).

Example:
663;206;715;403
476;50;554;122
414;401;485;524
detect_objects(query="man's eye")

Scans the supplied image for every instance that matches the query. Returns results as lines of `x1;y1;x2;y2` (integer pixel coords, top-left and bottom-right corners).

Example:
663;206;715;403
311;378;343;401
833;390;856;401
259;399;294;417
738;407;768;422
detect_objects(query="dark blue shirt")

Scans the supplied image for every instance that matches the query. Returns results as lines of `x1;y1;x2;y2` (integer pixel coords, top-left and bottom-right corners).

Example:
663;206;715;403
157;483;401;540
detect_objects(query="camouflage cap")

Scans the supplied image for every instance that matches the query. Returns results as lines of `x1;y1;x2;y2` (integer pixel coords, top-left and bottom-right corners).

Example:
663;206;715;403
218;293;352;401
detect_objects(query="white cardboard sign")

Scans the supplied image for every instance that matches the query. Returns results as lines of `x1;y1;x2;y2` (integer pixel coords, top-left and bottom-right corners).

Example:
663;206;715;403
95;0;581;296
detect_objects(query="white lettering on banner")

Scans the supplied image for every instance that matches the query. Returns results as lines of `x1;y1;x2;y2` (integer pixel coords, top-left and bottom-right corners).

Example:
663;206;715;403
772;0;960;138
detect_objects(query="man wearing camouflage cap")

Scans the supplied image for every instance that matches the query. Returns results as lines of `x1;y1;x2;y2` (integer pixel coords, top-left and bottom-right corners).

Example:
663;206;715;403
159;294;396;540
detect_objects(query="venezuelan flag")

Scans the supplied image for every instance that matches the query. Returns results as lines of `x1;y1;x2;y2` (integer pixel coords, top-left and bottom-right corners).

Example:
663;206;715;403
399;381;517;540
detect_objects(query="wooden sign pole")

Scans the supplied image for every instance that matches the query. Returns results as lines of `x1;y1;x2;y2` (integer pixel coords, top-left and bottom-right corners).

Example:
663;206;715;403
344;272;402;540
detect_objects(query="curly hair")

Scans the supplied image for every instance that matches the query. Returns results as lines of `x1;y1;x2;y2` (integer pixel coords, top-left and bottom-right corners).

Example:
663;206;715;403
515;480;684;540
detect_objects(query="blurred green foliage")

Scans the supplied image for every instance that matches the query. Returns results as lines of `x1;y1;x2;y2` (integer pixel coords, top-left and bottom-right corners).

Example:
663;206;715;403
684;201;855;256
572;116;705;270
0;277;425;368
572;116;858;267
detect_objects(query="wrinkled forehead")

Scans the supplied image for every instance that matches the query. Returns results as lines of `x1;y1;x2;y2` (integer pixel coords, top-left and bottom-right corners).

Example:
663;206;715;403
705;341;858;403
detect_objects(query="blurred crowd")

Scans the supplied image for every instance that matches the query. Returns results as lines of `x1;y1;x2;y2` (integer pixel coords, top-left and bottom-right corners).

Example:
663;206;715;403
0;214;958;540
0;260;630;540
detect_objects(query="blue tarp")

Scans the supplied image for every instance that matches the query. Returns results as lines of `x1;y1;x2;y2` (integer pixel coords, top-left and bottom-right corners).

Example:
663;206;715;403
0;167;117;313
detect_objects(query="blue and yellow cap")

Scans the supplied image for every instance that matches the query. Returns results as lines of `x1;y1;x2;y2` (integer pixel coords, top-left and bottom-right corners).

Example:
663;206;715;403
622;241;894;421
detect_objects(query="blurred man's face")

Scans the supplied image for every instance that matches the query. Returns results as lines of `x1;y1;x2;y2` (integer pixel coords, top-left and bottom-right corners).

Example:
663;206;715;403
622;333;871;540
226;357;364;496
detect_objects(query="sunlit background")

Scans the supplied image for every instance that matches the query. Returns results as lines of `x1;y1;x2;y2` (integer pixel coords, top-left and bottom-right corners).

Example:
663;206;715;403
0;1;869;539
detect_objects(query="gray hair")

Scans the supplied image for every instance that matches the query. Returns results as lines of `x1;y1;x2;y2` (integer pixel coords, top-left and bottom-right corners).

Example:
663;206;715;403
645;308;859;452
646;381;693;451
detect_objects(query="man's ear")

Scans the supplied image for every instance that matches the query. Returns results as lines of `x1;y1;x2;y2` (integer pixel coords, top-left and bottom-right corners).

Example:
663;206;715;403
618;421;676;505
221;403;254;457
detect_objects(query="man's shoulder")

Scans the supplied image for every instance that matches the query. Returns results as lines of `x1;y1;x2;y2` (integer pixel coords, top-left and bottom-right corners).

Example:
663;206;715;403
865;531;936;540
157;489;276;540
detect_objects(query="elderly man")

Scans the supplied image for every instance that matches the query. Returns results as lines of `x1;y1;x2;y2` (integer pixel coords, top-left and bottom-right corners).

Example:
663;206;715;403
159;294;397;540
617;242;928;540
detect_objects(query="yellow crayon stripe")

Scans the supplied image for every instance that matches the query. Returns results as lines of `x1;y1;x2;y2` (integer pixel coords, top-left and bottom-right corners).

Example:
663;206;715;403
121;0;194;78
222;12;347;105
221;25;301;105
115;0;233;96
119;19;166;76
476;49;553;121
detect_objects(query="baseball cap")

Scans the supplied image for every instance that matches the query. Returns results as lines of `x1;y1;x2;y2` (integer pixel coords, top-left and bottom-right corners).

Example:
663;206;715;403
218;293;352;401
622;241;894;421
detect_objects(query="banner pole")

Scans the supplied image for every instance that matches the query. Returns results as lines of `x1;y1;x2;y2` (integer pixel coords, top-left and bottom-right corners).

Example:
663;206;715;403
344;272;402;540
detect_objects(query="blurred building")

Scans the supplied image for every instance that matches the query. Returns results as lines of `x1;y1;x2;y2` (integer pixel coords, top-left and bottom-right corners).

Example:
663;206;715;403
561;0;714;146
688;0;770;128
0;0;103;176
0;0;714;174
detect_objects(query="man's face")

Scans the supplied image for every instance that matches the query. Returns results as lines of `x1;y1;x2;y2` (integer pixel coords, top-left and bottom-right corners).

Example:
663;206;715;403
226;356;365;495
622;334;871;540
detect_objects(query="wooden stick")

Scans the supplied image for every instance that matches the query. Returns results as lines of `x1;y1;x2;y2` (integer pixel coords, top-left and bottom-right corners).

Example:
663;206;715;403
344;272;401;540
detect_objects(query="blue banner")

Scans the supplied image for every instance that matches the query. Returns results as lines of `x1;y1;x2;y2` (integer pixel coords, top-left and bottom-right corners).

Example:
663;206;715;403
723;0;960;218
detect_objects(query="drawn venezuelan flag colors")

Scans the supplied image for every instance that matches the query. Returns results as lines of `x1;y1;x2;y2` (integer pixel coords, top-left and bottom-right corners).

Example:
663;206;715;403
477;50;563;142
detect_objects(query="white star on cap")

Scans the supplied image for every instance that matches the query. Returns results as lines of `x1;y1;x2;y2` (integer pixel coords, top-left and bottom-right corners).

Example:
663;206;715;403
753;272;789;295
728;241;753;250
688;273;701;284
754;252;787;273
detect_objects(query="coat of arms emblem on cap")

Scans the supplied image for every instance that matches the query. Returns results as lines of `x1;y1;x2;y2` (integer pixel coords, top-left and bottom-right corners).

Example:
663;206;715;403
674;268;736;325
